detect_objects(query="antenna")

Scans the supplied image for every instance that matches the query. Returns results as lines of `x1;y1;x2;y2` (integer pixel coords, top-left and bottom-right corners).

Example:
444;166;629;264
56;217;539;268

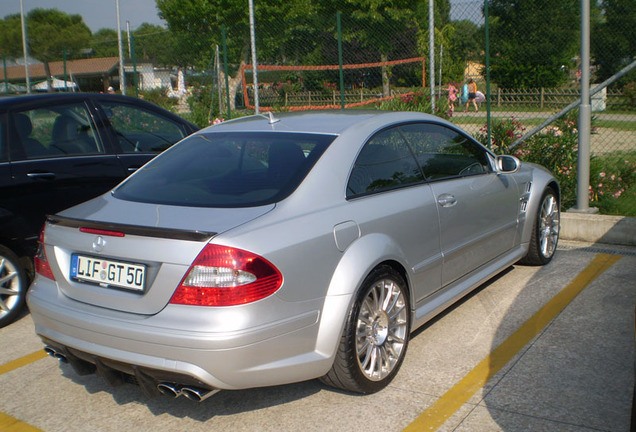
267;112;280;124
259;112;280;124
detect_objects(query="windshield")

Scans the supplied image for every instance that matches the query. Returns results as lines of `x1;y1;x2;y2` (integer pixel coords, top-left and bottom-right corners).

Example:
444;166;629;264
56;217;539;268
113;131;336;208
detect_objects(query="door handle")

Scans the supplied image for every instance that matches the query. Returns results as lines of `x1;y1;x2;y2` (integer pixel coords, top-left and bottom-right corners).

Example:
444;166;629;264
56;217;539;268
27;172;56;180
437;193;457;207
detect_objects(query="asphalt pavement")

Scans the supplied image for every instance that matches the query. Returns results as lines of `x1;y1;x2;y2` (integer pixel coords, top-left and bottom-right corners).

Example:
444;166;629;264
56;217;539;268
1;238;634;432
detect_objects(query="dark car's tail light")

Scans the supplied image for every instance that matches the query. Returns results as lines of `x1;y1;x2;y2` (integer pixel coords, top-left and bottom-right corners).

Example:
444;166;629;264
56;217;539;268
170;244;283;306
34;225;55;280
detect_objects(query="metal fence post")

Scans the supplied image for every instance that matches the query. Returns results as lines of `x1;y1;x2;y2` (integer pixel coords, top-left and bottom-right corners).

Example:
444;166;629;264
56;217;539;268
484;0;492;149
222;25;231;120
337;11;345;110
575;0;594;212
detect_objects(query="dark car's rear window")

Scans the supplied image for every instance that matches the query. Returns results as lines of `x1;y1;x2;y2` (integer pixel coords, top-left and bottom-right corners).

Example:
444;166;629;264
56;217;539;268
112;131;336;207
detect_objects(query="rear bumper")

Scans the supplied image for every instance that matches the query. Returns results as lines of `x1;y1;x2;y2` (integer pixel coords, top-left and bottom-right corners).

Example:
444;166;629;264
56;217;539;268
27;277;335;391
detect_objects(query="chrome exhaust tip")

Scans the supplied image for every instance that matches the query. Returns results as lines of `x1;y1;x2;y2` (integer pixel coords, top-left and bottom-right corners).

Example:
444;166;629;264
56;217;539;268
44;346;68;363
156;383;182;398
180;386;220;402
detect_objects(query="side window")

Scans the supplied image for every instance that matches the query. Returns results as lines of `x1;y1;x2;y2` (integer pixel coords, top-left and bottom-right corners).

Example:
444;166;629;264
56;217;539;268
400;123;491;180
347;127;424;198
12;103;103;159
100;102;186;154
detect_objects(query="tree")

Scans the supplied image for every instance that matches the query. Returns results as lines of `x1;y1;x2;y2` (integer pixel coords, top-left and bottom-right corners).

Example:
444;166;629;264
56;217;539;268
487;0;580;88
90;29;119;58
156;0;315;109
592;0;636;84
0;14;23;59
27;9;91;87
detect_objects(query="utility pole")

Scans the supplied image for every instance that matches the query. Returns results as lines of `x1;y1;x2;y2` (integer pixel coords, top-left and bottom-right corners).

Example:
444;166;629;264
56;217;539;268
20;0;31;94
116;0;126;95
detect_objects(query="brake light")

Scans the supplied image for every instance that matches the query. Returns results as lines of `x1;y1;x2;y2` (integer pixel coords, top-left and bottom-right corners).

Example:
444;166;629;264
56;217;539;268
170;244;282;306
34;225;55;280
79;227;125;237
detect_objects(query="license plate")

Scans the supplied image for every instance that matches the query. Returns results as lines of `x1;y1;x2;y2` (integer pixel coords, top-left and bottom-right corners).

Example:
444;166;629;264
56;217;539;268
70;254;145;292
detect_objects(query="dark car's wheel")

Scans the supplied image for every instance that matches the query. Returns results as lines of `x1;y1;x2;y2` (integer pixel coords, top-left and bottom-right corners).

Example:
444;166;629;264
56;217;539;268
0;246;28;328
520;188;560;266
321;265;410;394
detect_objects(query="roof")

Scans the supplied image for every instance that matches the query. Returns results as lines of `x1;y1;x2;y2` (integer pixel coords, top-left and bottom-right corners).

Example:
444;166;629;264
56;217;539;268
5;57;120;81
201;110;449;136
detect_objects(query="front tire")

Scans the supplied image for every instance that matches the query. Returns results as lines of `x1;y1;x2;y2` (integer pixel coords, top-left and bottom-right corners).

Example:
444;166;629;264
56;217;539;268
321;265;410;394
0;246;28;328
520;188;560;266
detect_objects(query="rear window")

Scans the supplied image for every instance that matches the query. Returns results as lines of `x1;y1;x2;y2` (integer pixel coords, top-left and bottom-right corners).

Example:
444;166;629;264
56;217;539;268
112;131;335;207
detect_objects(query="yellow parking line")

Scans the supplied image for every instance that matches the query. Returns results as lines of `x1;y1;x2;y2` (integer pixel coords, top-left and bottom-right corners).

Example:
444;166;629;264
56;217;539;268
0;351;47;431
0;412;44;432
403;253;622;432
0;350;47;376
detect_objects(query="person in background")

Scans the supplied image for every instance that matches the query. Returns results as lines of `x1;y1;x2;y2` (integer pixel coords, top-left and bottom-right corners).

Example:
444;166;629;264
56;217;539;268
447;82;458;113
107;86;116;94
464;78;478;112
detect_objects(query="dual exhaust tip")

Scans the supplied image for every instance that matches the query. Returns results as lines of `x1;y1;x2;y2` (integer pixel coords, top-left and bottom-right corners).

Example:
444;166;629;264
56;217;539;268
157;382;219;402
44;345;218;402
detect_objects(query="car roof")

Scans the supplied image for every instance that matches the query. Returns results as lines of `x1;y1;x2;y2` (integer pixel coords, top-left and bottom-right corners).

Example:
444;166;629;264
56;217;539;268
0;92;198;129
201;110;450;136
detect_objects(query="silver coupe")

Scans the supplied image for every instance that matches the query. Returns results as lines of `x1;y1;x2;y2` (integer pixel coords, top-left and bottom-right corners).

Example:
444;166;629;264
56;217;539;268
28;110;560;401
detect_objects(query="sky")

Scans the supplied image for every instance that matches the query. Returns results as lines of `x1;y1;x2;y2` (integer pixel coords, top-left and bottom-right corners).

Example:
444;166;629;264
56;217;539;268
0;0;165;32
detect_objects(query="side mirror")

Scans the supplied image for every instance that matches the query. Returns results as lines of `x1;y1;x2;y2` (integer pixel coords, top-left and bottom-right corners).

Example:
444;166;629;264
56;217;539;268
496;155;520;173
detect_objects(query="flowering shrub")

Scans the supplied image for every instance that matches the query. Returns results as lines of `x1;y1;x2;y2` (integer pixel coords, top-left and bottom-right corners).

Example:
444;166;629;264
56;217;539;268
475;117;525;155
589;153;636;214
378;92;450;119
478;112;635;214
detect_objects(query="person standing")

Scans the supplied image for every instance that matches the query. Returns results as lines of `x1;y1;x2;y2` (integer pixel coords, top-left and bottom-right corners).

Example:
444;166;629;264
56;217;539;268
464;79;478;112
447;82;458;113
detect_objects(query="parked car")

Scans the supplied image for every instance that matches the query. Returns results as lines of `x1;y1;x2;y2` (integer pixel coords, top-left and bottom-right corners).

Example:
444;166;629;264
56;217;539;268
28;111;560;400
0;93;198;328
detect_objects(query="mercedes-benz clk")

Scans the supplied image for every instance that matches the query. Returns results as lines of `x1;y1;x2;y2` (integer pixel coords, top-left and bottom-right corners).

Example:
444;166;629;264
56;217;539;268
28;111;560;401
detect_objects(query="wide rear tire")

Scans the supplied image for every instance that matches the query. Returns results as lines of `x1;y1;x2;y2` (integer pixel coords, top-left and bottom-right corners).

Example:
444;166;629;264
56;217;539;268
321;265;410;394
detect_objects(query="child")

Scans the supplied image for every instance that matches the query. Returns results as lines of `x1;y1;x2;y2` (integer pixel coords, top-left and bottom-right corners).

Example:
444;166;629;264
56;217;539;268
447;82;458;113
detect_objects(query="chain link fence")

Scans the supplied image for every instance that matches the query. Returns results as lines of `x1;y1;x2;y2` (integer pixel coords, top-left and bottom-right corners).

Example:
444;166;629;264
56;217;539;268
2;1;634;216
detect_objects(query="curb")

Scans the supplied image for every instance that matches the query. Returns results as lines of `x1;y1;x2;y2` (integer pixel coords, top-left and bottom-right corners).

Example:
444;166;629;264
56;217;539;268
561;212;636;246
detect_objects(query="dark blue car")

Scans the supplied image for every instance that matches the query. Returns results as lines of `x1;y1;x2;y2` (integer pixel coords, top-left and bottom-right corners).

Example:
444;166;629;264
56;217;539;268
0;93;198;327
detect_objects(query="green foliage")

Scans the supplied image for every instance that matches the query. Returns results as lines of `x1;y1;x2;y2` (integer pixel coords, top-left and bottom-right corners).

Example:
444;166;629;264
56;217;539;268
139;88;178;111
622;82;636;108
592;0;636;83
27;9;91;61
504;112;579;209
0;9;91;62
475;117;525;155
377;92;451;119
589;151;636;216
184;84;216;128
488;0;580;88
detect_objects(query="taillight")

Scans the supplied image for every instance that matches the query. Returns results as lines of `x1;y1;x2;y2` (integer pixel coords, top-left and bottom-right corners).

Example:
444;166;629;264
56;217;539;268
34;225;55;280
170;244;282;307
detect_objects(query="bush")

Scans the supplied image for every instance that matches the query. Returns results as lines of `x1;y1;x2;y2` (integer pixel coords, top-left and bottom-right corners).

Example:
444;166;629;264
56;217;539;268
138;88;178;111
377;91;450;119
589;152;636;216
496;112;580;209
475;117;525;155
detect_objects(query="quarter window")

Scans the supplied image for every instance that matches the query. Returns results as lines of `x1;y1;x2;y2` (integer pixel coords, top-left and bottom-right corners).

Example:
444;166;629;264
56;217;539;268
347;127;425;198
101;102;187;154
